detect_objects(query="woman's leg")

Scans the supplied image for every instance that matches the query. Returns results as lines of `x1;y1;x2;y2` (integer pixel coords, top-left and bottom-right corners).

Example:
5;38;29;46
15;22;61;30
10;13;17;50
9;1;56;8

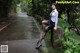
36;26;49;48
36;31;45;48
50;21;55;47
50;26;54;47
36;20;49;49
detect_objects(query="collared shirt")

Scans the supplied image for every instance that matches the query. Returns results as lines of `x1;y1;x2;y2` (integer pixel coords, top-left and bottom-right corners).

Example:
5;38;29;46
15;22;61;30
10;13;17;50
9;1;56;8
50;9;58;28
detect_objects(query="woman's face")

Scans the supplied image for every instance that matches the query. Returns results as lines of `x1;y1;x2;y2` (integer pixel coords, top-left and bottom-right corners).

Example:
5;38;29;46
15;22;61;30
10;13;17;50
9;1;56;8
52;5;56;10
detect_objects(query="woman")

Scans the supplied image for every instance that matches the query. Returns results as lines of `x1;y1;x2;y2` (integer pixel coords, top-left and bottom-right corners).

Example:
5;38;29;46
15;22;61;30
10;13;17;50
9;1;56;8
36;3;58;49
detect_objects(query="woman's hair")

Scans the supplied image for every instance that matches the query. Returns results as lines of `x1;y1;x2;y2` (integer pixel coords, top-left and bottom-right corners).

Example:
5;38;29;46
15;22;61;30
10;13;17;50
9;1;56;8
52;3;57;7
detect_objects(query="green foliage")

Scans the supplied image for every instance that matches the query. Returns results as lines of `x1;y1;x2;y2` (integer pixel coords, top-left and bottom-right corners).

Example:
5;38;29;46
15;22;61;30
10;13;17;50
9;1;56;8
62;38;80;53
58;18;70;31
45;18;80;53
57;18;80;53
60;22;80;53
64;50;71;53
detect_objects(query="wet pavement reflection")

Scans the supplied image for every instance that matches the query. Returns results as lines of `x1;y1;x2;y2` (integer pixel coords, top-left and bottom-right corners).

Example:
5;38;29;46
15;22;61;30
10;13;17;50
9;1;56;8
0;13;44;53
0;13;40;41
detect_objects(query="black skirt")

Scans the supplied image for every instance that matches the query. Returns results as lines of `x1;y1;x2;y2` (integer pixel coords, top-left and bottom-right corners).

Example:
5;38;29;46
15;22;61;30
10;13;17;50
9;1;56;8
48;20;55;28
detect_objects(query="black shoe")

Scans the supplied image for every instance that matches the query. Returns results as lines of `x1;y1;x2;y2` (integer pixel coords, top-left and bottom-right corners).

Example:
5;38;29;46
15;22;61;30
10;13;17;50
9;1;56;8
36;47;40;49
36;45;42;49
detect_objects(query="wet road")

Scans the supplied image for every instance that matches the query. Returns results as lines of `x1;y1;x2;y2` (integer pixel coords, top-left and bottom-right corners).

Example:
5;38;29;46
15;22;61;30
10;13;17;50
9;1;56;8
0;13;47;53
0;13;40;41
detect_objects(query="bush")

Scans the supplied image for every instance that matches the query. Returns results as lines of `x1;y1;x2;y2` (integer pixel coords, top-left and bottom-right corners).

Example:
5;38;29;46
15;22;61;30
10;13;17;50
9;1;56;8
57;18;80;53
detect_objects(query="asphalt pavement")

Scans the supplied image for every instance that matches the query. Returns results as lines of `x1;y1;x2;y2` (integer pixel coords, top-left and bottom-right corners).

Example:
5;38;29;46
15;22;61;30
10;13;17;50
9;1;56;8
0;13;48;53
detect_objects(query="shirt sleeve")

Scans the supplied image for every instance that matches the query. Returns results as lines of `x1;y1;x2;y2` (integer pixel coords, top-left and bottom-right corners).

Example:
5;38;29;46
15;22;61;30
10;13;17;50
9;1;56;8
52;12;55;17
55;12;58;28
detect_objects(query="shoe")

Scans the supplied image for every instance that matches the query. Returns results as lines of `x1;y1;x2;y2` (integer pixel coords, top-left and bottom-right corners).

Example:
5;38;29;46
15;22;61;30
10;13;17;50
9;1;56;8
36;45;42;49
36;47;40;49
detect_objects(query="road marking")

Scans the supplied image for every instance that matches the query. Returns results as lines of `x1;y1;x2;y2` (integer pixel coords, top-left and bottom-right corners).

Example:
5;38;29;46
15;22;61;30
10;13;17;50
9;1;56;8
0;24;10;31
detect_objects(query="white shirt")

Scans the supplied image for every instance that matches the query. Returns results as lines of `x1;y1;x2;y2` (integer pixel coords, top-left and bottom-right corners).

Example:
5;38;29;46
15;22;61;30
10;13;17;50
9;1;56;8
50;9;58;28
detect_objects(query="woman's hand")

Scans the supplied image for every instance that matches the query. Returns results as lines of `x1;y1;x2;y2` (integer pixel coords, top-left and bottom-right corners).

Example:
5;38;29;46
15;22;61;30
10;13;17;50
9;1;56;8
54;27;57;31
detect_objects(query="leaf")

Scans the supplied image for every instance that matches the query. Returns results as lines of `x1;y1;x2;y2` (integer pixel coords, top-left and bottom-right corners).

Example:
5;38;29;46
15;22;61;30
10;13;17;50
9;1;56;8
65;27;69;33
64;50;71;53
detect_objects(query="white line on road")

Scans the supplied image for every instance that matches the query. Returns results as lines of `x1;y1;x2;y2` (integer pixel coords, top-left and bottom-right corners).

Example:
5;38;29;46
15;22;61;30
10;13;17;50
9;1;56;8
0;24;10;31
